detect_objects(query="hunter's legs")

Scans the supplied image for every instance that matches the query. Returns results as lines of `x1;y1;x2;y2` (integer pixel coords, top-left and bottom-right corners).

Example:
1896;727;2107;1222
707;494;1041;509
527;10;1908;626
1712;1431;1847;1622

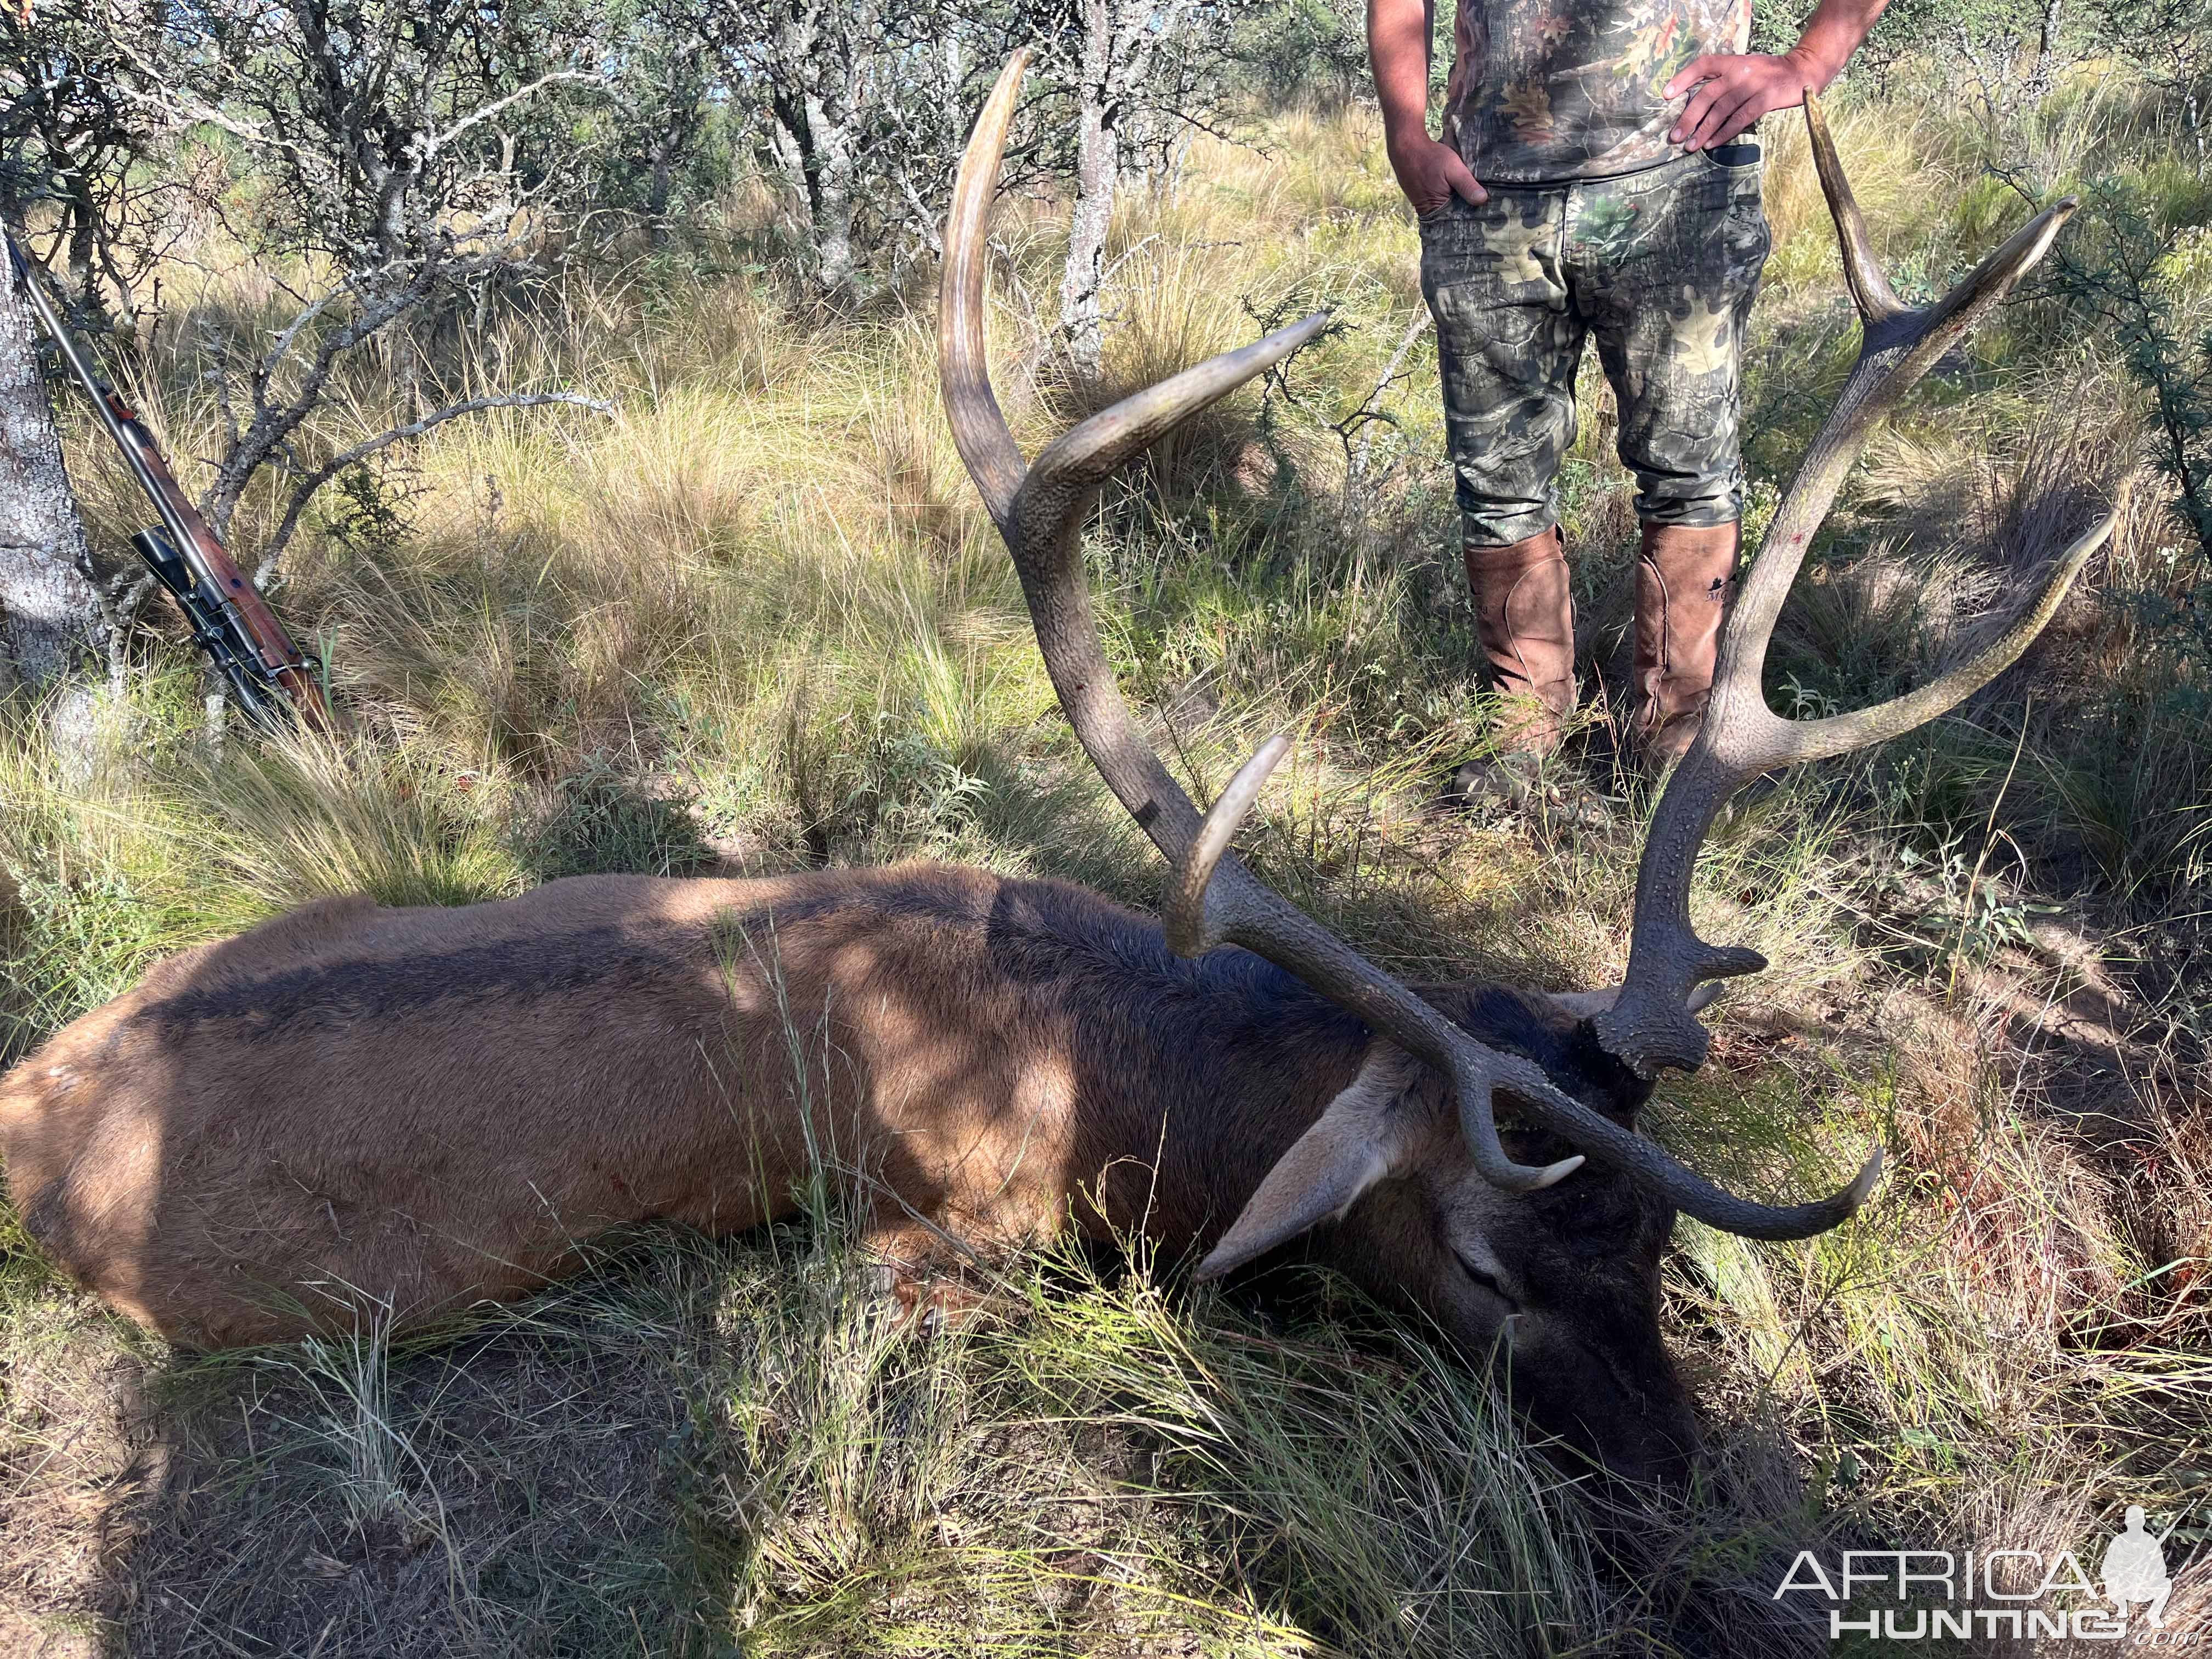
1575;149;1768;766
1420;189;1584;761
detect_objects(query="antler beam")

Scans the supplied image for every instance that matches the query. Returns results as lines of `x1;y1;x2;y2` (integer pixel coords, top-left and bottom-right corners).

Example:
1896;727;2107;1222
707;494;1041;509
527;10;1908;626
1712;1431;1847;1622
1164;737;1888;1237
1593;93;2110;1080
943;53;1885;1237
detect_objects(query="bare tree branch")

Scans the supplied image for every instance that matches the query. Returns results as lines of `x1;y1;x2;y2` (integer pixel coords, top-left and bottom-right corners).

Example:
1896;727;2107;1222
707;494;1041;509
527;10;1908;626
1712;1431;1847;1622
425;69;598;157
260;390;615;575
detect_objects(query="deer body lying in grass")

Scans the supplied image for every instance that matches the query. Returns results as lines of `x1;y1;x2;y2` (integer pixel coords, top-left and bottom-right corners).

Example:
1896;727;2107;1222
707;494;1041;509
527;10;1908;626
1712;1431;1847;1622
1;58;2106;1486
1;861;1697;1474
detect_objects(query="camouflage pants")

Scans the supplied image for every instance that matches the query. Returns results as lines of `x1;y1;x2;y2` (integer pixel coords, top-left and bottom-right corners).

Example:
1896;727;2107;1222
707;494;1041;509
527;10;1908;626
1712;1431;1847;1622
1418;147;1769;547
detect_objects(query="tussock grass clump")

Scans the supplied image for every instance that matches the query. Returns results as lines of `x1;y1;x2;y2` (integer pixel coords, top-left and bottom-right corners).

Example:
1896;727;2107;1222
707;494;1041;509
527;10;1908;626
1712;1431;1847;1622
7;1198;1835;1656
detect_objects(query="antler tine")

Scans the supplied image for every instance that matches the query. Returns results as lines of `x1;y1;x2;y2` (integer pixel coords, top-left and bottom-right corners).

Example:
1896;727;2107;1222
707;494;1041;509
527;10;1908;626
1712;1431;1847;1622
939;50;1034;529
1594;95;2091;1082
945;53;1888;1235
1163;734;1292;957
1767;509;2111;765
1802;92;1908;328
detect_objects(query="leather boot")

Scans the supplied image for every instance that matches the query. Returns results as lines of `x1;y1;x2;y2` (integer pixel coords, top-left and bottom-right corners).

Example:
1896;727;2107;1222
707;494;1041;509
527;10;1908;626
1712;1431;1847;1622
1464;527;1577;759
1633;521;1740;771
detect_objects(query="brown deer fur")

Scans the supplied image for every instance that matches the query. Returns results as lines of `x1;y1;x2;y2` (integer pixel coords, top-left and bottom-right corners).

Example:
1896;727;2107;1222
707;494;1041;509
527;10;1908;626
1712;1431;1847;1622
0;861;1695;1482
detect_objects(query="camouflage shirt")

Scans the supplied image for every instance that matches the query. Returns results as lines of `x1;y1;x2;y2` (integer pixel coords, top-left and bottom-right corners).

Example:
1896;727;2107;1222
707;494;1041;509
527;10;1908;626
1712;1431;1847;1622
1442;0;1752;183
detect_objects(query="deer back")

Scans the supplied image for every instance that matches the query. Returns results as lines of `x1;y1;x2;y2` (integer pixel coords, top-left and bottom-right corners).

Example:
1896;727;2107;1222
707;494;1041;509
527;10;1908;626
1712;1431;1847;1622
0;863;1371;1347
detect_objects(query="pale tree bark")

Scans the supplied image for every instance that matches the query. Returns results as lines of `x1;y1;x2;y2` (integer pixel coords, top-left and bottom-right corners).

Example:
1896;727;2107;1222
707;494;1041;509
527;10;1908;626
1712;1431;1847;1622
1057;0;1201;379
759;0;868;303
0;262;100;696
2030;0;2064;92
1059;0;1117;379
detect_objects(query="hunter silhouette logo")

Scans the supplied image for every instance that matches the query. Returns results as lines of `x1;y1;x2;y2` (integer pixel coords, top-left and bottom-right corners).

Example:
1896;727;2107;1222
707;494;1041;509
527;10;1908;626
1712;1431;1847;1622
1773;1503;2200;1641
2101;1506;2175;1628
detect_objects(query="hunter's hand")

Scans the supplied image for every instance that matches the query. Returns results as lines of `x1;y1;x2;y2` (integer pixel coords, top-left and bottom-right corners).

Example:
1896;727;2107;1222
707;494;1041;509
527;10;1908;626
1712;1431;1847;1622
1665;49;1829;150
1388;129;1487;213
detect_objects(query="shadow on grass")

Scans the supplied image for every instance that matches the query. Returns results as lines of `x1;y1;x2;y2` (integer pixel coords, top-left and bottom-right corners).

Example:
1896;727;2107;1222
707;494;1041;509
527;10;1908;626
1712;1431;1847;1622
0;1216;1850;1658
53;1239;738;1657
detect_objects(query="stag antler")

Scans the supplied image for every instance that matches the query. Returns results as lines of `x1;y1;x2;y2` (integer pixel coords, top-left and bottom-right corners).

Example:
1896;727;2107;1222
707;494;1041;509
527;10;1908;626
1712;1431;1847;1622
942;53;1878;1239
1592;95;2113;1080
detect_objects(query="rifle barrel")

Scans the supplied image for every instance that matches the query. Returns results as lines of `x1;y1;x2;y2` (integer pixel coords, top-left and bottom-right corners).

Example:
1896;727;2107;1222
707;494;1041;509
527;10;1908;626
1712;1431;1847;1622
5;229;329;729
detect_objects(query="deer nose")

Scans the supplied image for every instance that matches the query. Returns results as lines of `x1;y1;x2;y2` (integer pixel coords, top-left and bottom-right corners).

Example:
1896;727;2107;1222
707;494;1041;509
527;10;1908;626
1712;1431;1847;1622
1508;1325;1702;1490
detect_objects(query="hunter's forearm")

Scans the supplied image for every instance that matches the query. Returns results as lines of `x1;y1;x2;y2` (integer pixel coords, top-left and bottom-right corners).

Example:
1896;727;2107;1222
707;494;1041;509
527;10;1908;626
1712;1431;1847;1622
1369;0;1437;145
1788;0;1892;87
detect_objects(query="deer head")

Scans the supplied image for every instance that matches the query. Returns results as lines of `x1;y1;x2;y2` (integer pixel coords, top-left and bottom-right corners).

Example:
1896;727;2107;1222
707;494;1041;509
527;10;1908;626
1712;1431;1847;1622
940;55;2104;1477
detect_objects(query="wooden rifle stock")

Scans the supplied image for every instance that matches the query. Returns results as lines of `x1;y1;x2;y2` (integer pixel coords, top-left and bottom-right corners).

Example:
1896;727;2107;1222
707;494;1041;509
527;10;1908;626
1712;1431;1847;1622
5;230;330;730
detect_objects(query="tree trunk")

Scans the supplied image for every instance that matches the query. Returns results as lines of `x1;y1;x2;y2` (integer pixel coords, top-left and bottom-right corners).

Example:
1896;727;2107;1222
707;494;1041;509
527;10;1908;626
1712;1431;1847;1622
0;262;101;696
1059;0;1119;380
764;1;865;306
647;125;680;246
804;77;862;302
2032;0;2063;91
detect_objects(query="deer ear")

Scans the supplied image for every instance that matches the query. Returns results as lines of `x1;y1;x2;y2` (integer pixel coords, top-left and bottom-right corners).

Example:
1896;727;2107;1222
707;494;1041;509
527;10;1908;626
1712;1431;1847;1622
1549;986;1620;1019
1195;1048;1426;1280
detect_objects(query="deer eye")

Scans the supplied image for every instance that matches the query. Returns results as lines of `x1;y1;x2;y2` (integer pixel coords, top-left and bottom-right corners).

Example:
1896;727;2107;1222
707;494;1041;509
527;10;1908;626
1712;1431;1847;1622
1454;1252;1517;1306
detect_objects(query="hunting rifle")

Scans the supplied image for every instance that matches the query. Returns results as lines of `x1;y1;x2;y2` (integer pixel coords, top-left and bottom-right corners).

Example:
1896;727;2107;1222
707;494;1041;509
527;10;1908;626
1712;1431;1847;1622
5;230;329;729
